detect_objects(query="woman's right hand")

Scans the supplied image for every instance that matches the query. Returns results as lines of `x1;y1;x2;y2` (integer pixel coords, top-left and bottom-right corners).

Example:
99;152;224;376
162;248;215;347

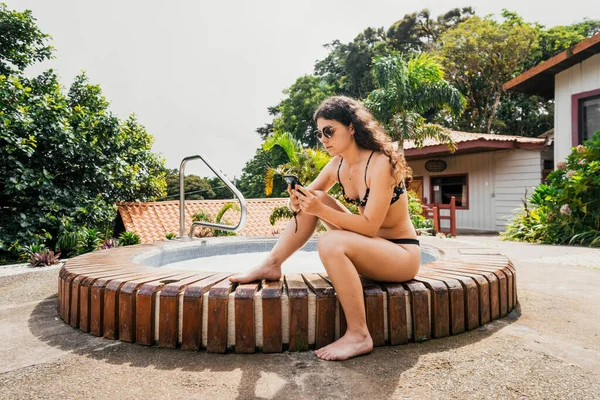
288;185;301;212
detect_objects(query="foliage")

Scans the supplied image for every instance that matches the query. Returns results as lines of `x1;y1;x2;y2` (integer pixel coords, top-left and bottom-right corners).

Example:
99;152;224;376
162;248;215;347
0;3;53;75
269;206;294;226
207;177;237;199
315;27;391;99
436;12;537;134
237;147;289;198
262;131;331;196
165;232;176;240
99;238;119;250
366;52;465;152
257;75;335;147
54;217;105;257
28;249;61;267
192;202;239;237
407;191;434;230
386;8;475;52
0;4;167;261
162;169;216;200
118;231;141;246
502;131;600;247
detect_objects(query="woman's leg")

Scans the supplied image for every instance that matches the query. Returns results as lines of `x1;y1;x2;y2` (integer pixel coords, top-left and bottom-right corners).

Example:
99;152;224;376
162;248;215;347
229;191;350;283
314;231;420;361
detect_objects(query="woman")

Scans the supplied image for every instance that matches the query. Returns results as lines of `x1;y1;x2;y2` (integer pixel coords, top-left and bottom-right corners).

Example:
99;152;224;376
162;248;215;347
230;96;420;361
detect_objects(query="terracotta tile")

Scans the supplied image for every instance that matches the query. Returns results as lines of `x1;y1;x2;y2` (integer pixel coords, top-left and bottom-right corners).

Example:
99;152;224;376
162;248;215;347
117;199;291;243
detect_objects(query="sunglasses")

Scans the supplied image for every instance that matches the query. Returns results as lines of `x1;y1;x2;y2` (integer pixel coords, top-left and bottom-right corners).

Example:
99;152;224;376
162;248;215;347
314;125;335;141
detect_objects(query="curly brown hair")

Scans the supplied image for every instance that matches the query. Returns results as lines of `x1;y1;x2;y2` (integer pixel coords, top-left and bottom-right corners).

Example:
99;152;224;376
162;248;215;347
313;95;411;186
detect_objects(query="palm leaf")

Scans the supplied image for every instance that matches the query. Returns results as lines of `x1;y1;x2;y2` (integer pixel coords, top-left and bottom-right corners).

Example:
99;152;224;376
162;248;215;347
263;131;301;166
215;202;240;224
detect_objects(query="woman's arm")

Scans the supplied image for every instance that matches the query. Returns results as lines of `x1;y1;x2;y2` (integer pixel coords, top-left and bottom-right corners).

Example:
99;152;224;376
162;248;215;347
296;155;395;237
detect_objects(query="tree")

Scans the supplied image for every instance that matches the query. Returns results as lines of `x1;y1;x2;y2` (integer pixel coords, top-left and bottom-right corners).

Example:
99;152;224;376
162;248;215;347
258;75;335;147
162;169;216;200
0;5;166;257
314;27;391;99
436;12;537;133
386;7;475;52
0;3;53;76
237;147;289;198
366;52;465;152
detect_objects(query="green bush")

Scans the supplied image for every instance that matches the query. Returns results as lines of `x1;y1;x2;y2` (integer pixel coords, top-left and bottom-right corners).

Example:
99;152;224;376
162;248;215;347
192;203;239;237
55;217;105;257
118;232;141;246
408;191;434;230
502;131;600;247
0;5;166;263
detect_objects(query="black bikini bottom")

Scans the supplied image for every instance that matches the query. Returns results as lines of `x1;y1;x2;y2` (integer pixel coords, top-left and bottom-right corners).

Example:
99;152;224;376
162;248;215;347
385;238;420;246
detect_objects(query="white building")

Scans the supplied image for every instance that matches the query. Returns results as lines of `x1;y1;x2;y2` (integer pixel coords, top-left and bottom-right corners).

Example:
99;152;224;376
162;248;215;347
504;32;600;166
404;132;549;233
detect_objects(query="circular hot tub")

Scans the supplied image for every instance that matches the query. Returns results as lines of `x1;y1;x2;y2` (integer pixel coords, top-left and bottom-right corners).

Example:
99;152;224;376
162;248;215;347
58;236;517;353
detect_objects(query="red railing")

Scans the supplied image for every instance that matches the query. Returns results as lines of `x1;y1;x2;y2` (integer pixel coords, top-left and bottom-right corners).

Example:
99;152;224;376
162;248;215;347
422;196;457;237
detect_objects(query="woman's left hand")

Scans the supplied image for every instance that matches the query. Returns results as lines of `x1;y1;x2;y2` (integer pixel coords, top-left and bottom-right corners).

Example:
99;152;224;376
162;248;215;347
293;185;322;216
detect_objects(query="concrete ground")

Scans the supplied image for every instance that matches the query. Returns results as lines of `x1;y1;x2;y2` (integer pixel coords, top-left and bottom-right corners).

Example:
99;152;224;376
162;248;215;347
1;235;599;399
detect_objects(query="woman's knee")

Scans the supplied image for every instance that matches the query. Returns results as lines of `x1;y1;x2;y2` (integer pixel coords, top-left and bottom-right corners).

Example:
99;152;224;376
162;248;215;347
317;230;346;256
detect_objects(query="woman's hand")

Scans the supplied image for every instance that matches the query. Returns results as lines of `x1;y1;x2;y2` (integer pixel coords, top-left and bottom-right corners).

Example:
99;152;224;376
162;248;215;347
287;185;301;212
293;185;322;216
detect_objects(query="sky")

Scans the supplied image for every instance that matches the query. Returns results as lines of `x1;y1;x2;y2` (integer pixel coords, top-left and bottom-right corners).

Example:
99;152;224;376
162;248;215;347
8;0;596;180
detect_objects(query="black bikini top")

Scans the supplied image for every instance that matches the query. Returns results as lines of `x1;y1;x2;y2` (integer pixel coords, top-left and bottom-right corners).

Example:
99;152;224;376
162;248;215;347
337;150;406;208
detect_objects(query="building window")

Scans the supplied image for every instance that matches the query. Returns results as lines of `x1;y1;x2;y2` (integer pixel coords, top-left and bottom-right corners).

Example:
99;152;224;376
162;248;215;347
579;95;600;144
430;174;468;208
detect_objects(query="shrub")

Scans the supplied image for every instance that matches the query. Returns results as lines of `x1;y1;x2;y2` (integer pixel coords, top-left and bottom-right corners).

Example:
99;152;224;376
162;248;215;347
118;232;141;246
28;249;61;267
502;131;600;247
99;238;119;250
56;218;104;257
192;203;239;237
408;191;434;230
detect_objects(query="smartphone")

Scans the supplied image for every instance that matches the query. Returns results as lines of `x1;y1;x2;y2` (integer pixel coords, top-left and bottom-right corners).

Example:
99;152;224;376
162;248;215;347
283;174;303;190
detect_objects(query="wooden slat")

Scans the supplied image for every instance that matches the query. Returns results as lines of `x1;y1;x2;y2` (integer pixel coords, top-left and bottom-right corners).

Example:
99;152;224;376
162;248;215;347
448;262;509;318
286;274;309;352
154;272;216;348
89;270;153;336
261;278;283;353
302;273;335;349
412;276;450;339
425;265;489;326
234;281;261;353
103;271;166;339
381;283;408;345
402;281;431;342
361;279;386;347
207;279;235;353
420;266;480;331
77;269;134;332
413;272;465;335
118;271;191;342
180;273;230;351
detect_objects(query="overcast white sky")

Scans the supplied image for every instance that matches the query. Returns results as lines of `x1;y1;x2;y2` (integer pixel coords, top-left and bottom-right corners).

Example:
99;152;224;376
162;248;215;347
8;0;596;180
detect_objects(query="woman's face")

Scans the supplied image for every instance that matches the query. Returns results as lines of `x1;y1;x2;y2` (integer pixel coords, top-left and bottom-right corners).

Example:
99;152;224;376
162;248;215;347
315;118;353;156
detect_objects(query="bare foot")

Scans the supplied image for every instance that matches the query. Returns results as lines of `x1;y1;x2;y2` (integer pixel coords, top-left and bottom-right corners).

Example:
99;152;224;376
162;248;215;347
229;257;281;283
314;330;373;361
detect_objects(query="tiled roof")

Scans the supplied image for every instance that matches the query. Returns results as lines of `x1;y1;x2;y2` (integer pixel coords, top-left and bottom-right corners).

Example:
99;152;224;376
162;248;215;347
403;130;546;150
117;198;291;243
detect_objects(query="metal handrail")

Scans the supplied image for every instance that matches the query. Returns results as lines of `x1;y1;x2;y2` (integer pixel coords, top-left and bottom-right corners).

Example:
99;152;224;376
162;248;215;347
178;155;247;239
